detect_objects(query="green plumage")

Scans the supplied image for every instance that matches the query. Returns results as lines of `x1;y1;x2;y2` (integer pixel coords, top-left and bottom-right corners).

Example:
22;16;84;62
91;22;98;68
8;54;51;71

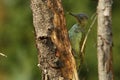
68;12;88;70
68;23;85;69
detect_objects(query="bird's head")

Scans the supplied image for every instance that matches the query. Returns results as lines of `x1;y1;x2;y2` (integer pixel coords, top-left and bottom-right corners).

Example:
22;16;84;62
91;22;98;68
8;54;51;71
69;12;88;27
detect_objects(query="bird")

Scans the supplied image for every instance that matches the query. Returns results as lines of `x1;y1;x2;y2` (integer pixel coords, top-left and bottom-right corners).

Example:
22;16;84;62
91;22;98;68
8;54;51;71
68;12;88;70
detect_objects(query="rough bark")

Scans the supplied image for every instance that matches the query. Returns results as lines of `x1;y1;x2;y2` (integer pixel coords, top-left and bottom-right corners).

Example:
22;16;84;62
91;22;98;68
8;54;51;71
31;0;78;80
97;0;114;80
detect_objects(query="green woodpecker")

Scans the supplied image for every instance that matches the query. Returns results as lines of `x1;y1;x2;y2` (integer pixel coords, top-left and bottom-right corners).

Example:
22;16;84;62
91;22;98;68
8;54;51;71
68;12;88;70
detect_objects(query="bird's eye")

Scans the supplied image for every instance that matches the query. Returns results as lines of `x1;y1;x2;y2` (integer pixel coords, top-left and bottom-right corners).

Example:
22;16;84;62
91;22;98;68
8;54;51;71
79;16;83;20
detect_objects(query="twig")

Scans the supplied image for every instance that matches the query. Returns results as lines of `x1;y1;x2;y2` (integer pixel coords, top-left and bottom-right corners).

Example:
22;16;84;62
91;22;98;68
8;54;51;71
81;14;97;53
91;12;97;20
0;53;7;57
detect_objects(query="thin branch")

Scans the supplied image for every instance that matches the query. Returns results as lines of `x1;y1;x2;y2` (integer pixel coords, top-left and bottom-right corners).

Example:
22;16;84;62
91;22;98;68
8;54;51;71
81;14;97;53
0;53;7;57
91;12;97;20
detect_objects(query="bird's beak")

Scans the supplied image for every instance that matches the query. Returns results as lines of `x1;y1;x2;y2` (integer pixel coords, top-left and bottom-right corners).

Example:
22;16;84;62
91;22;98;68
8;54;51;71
68;12;77;18
68;12;88;26
68;12;81;23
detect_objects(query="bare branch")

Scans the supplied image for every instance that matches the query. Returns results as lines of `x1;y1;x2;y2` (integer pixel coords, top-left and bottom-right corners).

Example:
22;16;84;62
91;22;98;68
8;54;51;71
0;53;7;57
81;14;97;53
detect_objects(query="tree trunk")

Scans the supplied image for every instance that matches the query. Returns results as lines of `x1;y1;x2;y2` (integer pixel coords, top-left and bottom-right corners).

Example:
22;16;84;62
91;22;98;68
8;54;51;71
97;0;114;80
31;0;78;80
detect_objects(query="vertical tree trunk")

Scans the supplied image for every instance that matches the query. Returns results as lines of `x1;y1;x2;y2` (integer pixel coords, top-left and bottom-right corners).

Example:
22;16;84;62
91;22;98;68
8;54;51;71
31;0;78;80
97;0;114;80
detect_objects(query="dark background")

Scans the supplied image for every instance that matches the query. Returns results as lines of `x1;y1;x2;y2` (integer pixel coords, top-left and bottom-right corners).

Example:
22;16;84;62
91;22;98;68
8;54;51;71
0;0;120;80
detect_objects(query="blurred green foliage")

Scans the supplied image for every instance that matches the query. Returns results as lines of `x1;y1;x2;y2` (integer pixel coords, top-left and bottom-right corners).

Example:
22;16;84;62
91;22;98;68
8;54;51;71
0;0;41;80
0;0;120;80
